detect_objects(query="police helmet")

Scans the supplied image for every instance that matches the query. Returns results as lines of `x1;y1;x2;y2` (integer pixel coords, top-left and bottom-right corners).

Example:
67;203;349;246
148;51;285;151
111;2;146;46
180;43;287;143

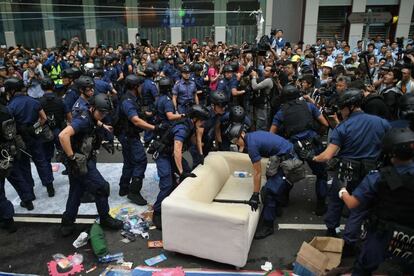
192;63;203;72
76;75;95;90
90;93;113;113
210;90;228;106
229;105;246;123
181;65;191;73
144;66;156;77
71;67;82;79
230;61;239;72
4;77;24;92
88;68;104;78
337;88;363;109
60;68;75;79
125;74;144;89
223;65;233;73
225;122;244;142
40;77;54;91
105;55;114;64
187;104;210;121
281;85;301;101
159;77;172;94
398;93;414;120
382;128;414;160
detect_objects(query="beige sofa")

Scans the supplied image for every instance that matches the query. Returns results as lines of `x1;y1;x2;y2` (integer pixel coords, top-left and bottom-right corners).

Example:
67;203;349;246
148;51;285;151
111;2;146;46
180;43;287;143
162;151;267;268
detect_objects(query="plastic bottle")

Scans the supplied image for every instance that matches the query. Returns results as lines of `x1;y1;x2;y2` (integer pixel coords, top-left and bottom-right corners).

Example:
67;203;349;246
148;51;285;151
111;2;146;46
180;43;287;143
233;171;252;178
98;252;124;263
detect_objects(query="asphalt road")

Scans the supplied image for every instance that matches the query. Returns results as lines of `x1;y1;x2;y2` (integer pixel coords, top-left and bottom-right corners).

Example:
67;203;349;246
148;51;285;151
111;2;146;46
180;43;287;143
0;150;401;275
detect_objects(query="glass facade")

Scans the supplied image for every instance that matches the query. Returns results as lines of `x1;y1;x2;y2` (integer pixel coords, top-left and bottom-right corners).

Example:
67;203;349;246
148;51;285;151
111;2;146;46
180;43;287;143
96;0;127;47
317;6;351;41
182;0;214;42
226;0;259;44
138;0;170;46
53;0;86;45
12;0;46;48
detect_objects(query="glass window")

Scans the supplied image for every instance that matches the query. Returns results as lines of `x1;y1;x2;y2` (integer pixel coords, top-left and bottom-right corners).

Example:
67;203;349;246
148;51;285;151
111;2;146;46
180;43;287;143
226;1;259;26
0;19;5;46
317;6;350;41
12;0;45;48
139;1;171;46
362;6;398;40
96;0;127;46
181;0;214;42
53;0;86;46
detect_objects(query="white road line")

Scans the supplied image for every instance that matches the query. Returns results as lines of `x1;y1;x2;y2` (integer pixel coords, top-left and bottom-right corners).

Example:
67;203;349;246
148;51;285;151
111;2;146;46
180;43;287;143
279;224;345;230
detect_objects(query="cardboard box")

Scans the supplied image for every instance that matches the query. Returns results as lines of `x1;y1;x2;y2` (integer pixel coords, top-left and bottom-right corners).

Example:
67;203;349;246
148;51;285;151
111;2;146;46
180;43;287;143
295;237;344;276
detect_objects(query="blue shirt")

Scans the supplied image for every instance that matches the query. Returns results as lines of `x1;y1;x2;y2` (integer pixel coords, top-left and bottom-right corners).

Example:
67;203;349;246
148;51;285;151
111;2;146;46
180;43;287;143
71;96;89;117
172;119;194;142
172;79;197;105
245;131;293;163
120;92;139;121
190;73;204;90
162;63;180;83
329;111;391;159
272;101;321;141
94;79;112;95
63;86;80;111
7;94;42;124
142;78;158;106
103;66;118;84
155;94;175;125
352;163;414;204
216;75;238;99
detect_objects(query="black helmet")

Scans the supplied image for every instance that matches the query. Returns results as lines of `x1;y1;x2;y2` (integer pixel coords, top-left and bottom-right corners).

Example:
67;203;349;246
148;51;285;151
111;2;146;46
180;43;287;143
88;68;104;78
187;104;210;120
125;74;143;89
223;65;233;73
225;122;244;142
337;88;363;109
230;61;239;72
76;75;95;90
181;65;191;73
229;105;246;123
398;93;414;120
382;128;414;160
105;55;114;64
281;85;301;101
60;68;75;79
71;67;82;79
40;77;54;91
4;77;24;92
90;93;113;113
144;66;156;77
210;90;228;106
192;63;203;72
159;77;172;94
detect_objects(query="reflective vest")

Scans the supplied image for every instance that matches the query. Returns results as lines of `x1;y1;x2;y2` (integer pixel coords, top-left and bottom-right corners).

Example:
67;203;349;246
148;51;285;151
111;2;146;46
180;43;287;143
50;64;63;86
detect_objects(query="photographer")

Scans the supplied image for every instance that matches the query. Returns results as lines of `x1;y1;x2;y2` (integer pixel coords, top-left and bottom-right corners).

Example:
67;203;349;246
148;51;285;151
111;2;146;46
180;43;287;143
250;66;274;131
23;58;44;99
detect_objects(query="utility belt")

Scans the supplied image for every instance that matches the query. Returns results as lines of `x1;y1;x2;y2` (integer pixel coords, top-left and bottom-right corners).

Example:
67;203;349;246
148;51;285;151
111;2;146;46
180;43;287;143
18;122;54;142
366;215;414;263
266;152;306;184
147;125;173;159
336;158;378;192
178;100;194;107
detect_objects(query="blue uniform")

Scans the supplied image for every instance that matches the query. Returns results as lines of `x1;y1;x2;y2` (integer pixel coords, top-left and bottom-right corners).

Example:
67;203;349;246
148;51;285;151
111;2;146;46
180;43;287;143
352;163;414;275
63;99;110;223
142;78;158;143
272;102;328;200
162;64;180;83
153;119;193;213
103;66;118;84
216;75;238;100
63;85;80;112
245;131;294;222
172;79;197;114
8;94;54;189
94;79;112;95
155;94;175;125
325;111;391;245
117;92;148;191
191;73;206;104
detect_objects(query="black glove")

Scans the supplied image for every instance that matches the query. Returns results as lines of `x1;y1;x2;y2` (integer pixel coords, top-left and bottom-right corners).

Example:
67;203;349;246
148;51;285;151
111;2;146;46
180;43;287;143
199;154;205;165
102;141;115;154
68;153;87;175
179;172;196;183
248;192;260;212
299;149;315;161
154;123;168;134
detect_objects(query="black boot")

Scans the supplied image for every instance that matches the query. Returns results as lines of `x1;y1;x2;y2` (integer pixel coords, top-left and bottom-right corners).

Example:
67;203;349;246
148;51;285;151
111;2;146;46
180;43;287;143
100;216;124;230
254;220;274;239
20;200;34;211
1;218;17;233
315;198;327;216
127;177;147;206
60;218;75;237
152;211;162;230
46;183;55;197
326;228;338;238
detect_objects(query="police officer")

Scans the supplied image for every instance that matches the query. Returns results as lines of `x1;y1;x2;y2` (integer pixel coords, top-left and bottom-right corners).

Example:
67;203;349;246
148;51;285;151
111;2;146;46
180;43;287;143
116;74;157;206
391;93;414;129
103;55;118;86
191;63;207;105
219;105;252;151
161;56;180;83
172;65;198;114
39;77;71;165
154;77;184;126
142;66;159;144
226;123;299;239
7;77;55;198
58;93;123;236
340;128;414;275
62;68;81;116
270;85;329;215
313;89;391;255
216;65;243;103
90;68;117;96
152;104;210;230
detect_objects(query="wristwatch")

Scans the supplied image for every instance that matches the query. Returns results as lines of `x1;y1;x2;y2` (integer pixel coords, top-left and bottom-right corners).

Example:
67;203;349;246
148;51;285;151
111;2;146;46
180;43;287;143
338;188;348;199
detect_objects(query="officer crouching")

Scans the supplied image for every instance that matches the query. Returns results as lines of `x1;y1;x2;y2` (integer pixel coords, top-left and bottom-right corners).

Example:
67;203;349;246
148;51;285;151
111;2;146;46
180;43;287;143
58;86;123;236
340;128;414;275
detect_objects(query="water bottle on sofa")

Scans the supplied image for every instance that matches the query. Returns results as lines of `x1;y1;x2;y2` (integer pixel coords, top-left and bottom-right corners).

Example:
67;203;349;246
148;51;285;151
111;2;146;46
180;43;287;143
233;171;252;178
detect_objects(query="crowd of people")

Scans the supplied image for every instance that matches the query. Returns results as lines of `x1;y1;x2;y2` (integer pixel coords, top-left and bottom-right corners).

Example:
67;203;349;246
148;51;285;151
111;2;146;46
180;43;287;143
0;29;414;275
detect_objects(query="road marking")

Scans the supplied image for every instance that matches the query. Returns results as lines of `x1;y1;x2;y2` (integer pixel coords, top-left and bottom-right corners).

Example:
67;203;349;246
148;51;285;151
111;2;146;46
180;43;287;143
279;224;344;230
